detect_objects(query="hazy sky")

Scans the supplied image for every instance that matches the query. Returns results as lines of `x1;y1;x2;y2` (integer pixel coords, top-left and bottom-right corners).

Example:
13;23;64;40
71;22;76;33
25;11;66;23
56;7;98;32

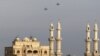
0;0;100;56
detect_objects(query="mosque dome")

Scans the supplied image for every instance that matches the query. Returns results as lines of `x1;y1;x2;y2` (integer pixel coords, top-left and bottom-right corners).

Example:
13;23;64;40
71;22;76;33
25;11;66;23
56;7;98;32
13;37;20;44
15;37;20;41
23;37;30;41
32;37;37;41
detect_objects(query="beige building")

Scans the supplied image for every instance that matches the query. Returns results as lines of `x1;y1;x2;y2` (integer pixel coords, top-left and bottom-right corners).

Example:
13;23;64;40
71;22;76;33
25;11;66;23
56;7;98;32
85;23;100;56
5;21;62;56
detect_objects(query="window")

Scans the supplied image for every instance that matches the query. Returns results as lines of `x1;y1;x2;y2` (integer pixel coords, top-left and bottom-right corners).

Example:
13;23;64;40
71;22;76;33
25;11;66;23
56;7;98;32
33;50;38;54
24;50;26;53
17;50;20;54
27;45;29;47
88;27;89;30
51;26;53;29
96;51;97;53
27;50;32;53
88;37;89;39
44;51;47;54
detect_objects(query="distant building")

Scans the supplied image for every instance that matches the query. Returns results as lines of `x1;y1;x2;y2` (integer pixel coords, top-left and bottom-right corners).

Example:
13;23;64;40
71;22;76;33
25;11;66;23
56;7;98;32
5;21;62;56
85;23;100;56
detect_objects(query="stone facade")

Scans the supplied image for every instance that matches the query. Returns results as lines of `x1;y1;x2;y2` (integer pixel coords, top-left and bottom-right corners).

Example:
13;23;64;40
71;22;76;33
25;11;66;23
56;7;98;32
5;37;49;56
5;21;62;56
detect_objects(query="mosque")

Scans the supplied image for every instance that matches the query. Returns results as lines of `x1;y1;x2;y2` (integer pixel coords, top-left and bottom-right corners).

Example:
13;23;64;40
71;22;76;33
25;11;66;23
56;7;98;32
85;23;100;56
5;21;62;56
5;20;100;56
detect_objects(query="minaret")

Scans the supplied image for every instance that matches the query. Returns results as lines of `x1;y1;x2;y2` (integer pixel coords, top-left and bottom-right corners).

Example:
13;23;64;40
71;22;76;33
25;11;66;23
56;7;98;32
93;23;99;56
49;23;55;56
85;24;91;56
56;21;62;56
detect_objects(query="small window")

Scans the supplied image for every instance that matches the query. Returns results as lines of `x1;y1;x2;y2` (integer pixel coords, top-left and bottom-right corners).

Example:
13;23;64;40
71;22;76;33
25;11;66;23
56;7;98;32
17;50;20;53
24;50;26;53
96;51;97;53
33;50;38;54
88;27;89;30
44;51;47;54
27;50;32;53
88;37;89;39
51;26;53;29
27;45;29;47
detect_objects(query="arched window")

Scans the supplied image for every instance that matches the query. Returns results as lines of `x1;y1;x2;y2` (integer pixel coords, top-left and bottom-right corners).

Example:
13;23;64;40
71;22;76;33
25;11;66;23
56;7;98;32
27;45;29;47
44;51;47;54
96;51;98;53
88;37;89;39
17;50;20;54
88;27;89;30
27;50;32;53
23;50;26;53
33;50;38;54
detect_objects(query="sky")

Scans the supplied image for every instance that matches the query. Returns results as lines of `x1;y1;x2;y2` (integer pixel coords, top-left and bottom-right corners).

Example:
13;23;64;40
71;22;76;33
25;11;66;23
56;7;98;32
0;0;100;56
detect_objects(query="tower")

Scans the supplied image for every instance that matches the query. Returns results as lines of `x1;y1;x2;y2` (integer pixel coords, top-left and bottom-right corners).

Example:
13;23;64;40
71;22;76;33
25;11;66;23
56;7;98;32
49;23;55;56
85;24;91;56
93;23;99;56
56;21;62;56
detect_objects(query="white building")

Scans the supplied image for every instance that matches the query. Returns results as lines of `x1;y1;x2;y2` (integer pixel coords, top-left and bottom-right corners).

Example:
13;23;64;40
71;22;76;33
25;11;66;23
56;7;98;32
5;21;62;56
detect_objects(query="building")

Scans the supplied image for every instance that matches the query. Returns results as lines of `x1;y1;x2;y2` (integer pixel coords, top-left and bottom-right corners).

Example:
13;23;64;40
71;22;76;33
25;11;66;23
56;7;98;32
85;23;100;56
5;21;62;56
